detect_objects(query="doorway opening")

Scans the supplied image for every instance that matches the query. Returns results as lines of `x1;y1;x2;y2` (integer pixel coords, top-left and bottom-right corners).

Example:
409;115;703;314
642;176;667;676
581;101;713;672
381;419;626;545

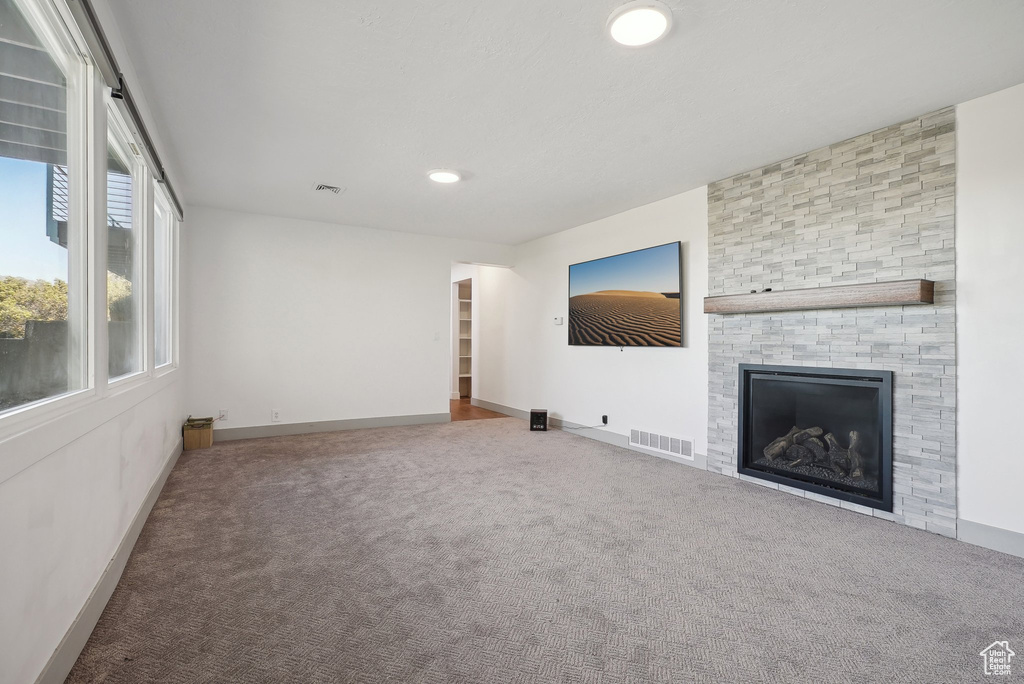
455;277;472;400
449;267;504;422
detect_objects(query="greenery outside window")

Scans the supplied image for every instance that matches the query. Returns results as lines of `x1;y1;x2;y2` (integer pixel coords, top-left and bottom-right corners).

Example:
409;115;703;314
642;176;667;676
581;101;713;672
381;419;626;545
0;0;88;414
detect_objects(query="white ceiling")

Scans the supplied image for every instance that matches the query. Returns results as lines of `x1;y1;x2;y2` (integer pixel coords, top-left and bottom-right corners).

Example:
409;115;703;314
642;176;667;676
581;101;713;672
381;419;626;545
107;0;1024;245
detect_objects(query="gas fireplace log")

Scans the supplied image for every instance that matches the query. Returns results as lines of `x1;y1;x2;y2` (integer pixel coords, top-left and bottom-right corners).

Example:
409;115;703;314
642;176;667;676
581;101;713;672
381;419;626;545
763;426;801;462
763;441;785;462
766;427;867;480
803;437;829;463
824;432;851;477
793;427;824;444
785;444;813;467
847;431;864;479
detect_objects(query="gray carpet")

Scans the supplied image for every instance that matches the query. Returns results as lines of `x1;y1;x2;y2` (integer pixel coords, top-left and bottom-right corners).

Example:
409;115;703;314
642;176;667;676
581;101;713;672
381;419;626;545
68;418;1024;683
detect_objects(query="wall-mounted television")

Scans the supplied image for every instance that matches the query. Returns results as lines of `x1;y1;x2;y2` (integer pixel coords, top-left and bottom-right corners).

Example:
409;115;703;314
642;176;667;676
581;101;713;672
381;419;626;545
568;242;682;347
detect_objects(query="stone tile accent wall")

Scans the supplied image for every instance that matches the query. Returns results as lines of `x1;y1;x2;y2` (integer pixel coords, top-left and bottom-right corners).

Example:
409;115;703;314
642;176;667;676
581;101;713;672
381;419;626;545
706;107;956;536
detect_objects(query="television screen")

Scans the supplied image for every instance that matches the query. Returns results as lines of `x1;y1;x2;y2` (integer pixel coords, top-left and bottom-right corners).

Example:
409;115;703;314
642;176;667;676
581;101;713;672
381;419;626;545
568;242;682;347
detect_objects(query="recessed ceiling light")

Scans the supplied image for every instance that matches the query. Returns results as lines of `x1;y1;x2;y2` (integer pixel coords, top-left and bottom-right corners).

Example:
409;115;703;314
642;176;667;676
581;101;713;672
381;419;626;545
428;169;461;184
608;1;672;47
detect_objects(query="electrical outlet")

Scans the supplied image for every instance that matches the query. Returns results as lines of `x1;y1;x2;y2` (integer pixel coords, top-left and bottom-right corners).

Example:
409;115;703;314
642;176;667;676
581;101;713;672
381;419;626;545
271;409;281;422
218;409;228;421
602;415;608;425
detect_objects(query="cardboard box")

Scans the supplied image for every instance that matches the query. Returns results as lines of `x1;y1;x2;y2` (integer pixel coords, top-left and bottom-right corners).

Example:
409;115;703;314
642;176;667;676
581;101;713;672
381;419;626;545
183;416;214;450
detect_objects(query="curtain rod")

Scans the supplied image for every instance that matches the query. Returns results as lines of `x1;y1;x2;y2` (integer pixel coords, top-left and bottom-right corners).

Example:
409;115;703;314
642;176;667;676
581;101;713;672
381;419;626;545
65;0;185;221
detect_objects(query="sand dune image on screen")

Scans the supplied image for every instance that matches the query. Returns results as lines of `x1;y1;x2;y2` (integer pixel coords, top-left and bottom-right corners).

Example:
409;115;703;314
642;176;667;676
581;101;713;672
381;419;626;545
568;243;681;347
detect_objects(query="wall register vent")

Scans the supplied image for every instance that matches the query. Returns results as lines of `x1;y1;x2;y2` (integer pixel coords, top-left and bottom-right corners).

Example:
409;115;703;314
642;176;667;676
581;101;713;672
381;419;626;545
630;429;694;460
313;183;344;194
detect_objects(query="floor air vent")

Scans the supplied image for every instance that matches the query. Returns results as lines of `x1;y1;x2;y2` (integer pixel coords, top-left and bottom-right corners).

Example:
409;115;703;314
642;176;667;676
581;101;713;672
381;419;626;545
630;428;694;460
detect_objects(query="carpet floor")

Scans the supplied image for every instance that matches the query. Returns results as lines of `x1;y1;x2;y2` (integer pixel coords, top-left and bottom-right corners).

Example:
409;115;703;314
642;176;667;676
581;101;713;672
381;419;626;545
68;418;1024;683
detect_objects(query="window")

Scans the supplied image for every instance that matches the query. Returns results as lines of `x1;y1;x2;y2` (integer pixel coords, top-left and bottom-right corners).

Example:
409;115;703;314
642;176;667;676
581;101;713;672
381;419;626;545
153;185;174;367
0;0;87;414
1;0;180;430
106;121;143;381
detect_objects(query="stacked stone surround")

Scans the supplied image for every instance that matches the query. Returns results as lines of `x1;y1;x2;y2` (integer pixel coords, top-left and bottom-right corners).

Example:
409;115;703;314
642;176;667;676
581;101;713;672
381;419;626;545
706;107;956;536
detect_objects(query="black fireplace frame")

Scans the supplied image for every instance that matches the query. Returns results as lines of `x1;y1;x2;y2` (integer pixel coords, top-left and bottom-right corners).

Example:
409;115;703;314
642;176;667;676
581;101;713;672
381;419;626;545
737;364;893;512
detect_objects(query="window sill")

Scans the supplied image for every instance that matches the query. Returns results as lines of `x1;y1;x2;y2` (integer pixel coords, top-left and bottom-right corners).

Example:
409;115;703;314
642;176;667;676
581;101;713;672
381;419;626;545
107;368;150;394
0;387;98;437
0;370;181;485
153;362;177;379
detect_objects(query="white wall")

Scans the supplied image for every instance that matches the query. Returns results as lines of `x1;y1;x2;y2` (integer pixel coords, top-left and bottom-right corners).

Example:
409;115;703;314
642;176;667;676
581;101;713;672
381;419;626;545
0;3;187;679
0;380;184;683
184;207;512;429
956;82;1024;537
476;187;710;454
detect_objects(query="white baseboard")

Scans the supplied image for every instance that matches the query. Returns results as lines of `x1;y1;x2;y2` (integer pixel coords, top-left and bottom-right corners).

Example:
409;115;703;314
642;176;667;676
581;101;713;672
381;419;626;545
35;438;184;684
450;391;461;401
470;399;708;471
213;412;451;441
471;398;529;420
958;519;1024;559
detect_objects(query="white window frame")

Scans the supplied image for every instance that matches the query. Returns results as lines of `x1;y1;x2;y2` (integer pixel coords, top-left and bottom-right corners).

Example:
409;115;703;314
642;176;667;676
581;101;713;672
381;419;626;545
0;0;182;469
105;103;148;387
152;182;178;372
0;0;94;430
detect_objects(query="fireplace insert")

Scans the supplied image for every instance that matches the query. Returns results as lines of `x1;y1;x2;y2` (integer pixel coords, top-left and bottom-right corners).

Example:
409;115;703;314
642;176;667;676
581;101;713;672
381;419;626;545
737;364;893;511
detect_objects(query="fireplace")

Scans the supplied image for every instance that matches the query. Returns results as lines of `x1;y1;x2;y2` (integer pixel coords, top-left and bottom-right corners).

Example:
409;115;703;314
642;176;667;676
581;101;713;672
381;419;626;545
737;364;893;511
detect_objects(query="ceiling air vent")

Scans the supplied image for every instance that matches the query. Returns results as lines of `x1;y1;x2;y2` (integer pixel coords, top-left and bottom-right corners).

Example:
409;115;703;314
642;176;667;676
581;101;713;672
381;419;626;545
312;183;344;195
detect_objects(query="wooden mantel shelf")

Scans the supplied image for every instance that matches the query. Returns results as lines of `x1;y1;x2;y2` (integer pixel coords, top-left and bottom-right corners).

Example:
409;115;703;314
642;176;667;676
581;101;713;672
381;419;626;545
703;279;934;315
